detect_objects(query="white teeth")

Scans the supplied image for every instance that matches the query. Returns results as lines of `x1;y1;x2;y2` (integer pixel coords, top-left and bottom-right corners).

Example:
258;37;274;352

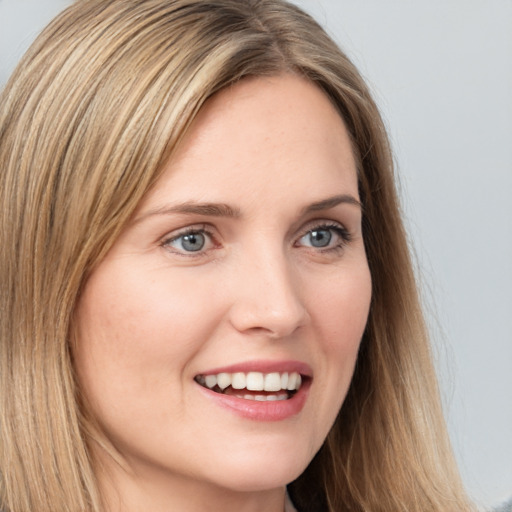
198;371;304;393
216;372;231;390
205;374;217;389
285;372;302;391
246;372;264;391
264;372;282;392
286;372;297;391
231;372;246;390
239;393;289;401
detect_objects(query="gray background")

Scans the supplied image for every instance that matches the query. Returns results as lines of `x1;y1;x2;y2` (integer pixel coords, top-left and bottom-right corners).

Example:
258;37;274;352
1;0;511;509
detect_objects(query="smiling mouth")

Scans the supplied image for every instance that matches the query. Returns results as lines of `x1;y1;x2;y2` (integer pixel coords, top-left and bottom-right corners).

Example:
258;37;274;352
194;371;304;401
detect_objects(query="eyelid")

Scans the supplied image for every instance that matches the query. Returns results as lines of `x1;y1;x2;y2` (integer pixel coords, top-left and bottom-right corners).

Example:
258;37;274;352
296;218;349;237
160;224;217;256
158;218;353;258
294;219;352;250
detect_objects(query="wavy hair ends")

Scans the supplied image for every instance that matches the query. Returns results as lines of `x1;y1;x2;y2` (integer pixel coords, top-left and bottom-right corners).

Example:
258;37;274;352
0;1;472;511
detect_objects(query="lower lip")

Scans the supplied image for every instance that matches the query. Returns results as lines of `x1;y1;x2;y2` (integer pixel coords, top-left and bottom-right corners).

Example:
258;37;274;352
196;380;311;421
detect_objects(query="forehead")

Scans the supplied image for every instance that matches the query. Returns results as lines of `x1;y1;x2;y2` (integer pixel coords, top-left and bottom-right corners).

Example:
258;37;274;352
139;74;358;211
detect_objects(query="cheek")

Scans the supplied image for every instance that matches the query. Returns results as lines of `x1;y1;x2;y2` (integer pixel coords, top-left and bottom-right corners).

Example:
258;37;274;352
297;264;371;458
73;263;223;403
310;263;372;351
312;262;371;403
72;265;230;458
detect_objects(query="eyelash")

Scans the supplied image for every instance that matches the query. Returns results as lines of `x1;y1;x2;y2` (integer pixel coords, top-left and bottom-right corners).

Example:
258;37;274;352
161;222;352;257
296;223;352;253
161;224;217;257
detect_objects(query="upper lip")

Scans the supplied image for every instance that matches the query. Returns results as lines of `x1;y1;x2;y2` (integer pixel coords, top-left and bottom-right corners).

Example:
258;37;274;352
195;360;313;378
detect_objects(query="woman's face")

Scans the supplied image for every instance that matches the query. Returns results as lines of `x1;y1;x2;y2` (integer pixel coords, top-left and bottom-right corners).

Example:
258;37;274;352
74;74;371;500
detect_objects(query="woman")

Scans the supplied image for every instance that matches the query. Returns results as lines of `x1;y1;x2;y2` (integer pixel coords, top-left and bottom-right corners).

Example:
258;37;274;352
0;1;473;511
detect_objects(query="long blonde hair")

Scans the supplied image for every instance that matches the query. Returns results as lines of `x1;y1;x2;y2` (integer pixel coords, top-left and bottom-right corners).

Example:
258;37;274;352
0;1;472;511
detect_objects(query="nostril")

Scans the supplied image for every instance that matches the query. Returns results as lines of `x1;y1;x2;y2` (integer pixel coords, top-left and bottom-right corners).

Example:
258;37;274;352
225;260;307;337
228;300;307;339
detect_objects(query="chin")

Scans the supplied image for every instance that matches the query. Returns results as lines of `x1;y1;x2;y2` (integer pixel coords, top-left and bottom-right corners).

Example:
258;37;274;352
201;439;314;493
210;466;305;494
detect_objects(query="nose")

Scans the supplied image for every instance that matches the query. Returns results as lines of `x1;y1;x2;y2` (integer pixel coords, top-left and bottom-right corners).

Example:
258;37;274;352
228;252;308;339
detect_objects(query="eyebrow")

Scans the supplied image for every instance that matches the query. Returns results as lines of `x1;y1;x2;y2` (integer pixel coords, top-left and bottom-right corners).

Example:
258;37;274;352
301;194;362;214
134;194;361;225
133;201;241;224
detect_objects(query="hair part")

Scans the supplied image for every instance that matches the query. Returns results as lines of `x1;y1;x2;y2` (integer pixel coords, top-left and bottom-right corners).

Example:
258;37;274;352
0;1;472;511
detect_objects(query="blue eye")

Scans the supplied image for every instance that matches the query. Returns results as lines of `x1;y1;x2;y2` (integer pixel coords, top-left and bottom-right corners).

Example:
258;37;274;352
306;228;332;248
298;224;350;250
177;232;205;252
165;229;211;253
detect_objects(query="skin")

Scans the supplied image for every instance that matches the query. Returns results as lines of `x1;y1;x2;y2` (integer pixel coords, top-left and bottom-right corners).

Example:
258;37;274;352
74;74;372;512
